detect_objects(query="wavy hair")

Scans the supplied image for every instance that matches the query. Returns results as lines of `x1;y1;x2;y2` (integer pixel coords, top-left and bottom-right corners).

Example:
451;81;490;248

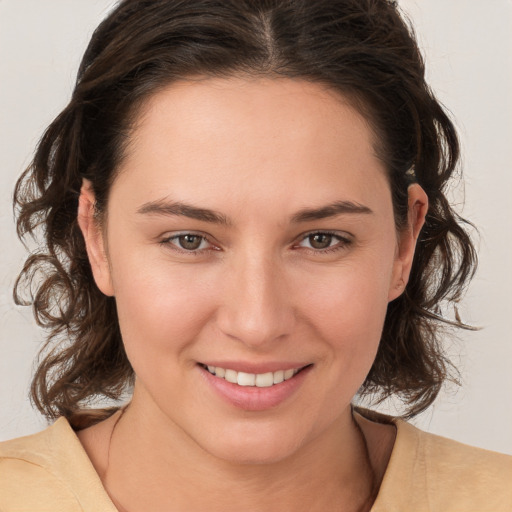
14;0;476;425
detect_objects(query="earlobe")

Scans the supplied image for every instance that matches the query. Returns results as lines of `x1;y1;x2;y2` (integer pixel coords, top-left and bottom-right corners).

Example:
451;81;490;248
77;179;114;296
388;183;428;301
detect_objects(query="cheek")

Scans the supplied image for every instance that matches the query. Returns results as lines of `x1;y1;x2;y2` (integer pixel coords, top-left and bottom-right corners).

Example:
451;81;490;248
294;252;395;365
281;262;392;425
108;248;217;368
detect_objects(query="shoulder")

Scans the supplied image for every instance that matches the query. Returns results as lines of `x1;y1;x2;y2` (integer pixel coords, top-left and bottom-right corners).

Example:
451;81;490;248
0;418;116;512
416;422;511;475
373;419;512;512
415;422;512;505
0;418;82;511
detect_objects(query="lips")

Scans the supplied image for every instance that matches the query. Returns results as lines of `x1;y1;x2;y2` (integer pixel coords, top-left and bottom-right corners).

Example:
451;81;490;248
198;362;312;411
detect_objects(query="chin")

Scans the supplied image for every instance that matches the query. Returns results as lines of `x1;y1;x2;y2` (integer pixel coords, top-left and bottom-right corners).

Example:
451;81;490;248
193;421;308;466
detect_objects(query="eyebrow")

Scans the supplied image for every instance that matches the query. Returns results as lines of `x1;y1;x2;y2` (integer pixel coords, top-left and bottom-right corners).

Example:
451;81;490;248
136;198;373;225
290;201;373;222
137;199;231;226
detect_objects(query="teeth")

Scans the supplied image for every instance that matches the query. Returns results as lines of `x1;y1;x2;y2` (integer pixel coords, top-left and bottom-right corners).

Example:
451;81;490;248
284;369;295;380
205;365;301;387
237;372;255;386
225;369;238;384
255;372;274;387
273;370;284;384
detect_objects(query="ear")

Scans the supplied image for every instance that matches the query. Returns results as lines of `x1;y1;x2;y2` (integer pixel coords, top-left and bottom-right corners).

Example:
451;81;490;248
77;179;114;296
388;183;428;301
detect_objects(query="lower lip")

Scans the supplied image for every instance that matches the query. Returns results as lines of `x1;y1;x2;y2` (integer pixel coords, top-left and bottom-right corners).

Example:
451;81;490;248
199;365;312;411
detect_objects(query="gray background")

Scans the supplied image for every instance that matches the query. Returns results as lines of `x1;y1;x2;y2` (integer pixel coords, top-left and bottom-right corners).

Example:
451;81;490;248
1;0;511;454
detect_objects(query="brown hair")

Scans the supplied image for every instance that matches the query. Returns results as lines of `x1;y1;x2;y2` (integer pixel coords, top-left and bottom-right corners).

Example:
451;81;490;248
14;0;476;424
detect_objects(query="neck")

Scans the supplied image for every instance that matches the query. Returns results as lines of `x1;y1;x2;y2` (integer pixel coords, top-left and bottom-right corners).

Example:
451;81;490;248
101;396;377;512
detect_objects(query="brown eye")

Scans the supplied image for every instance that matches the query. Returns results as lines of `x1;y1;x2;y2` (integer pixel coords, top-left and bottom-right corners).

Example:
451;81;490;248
308;233;333;249
177;234;204;250
296;231;351;253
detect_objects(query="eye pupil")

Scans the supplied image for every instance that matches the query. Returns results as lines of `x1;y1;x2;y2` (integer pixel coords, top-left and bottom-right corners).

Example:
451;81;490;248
309;233;332;249
178;234;202;250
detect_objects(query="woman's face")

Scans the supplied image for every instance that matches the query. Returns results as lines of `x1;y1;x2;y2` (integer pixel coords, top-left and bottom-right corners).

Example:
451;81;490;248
81;77;425;464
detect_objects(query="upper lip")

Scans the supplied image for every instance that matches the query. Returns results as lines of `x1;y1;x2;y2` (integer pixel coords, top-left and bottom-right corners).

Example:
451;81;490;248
199;361;312;374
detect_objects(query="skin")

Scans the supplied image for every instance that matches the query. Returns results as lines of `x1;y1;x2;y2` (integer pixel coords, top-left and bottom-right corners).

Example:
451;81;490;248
77;77;428;511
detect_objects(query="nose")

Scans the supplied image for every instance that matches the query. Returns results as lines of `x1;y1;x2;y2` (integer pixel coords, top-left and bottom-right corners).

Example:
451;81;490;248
216;251;296;349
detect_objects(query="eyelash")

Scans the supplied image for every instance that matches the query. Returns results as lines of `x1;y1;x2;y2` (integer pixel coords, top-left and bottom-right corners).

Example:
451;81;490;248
295;231;353;254
159;230;352;256
159;232;217;256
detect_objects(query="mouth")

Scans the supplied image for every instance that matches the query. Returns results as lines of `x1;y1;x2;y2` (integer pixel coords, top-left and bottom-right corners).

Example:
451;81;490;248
199;363;311;388
198;362;313;410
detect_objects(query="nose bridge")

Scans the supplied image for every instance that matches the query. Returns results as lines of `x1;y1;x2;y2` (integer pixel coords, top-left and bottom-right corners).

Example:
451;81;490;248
217;246;294;347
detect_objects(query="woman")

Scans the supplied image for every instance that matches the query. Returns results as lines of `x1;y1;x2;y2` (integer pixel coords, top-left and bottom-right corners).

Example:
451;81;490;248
1;0;510;510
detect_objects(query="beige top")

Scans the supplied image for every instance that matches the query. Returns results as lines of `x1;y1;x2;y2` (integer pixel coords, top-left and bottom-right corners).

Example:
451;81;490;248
1;416;511;512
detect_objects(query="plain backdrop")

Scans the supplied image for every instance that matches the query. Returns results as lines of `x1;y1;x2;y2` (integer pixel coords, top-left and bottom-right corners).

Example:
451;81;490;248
1;0;511;454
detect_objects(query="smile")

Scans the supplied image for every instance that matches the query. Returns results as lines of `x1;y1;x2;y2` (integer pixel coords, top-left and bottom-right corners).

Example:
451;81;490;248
203;365;303;387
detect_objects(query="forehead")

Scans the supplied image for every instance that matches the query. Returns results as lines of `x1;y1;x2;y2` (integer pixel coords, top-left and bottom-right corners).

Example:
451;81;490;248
114;76;390;216
130;76;377;159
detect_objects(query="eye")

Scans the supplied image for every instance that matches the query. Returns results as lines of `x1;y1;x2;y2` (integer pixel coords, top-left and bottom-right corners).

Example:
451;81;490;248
304;233;335;250
297;231;351;252
161;233;212;252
